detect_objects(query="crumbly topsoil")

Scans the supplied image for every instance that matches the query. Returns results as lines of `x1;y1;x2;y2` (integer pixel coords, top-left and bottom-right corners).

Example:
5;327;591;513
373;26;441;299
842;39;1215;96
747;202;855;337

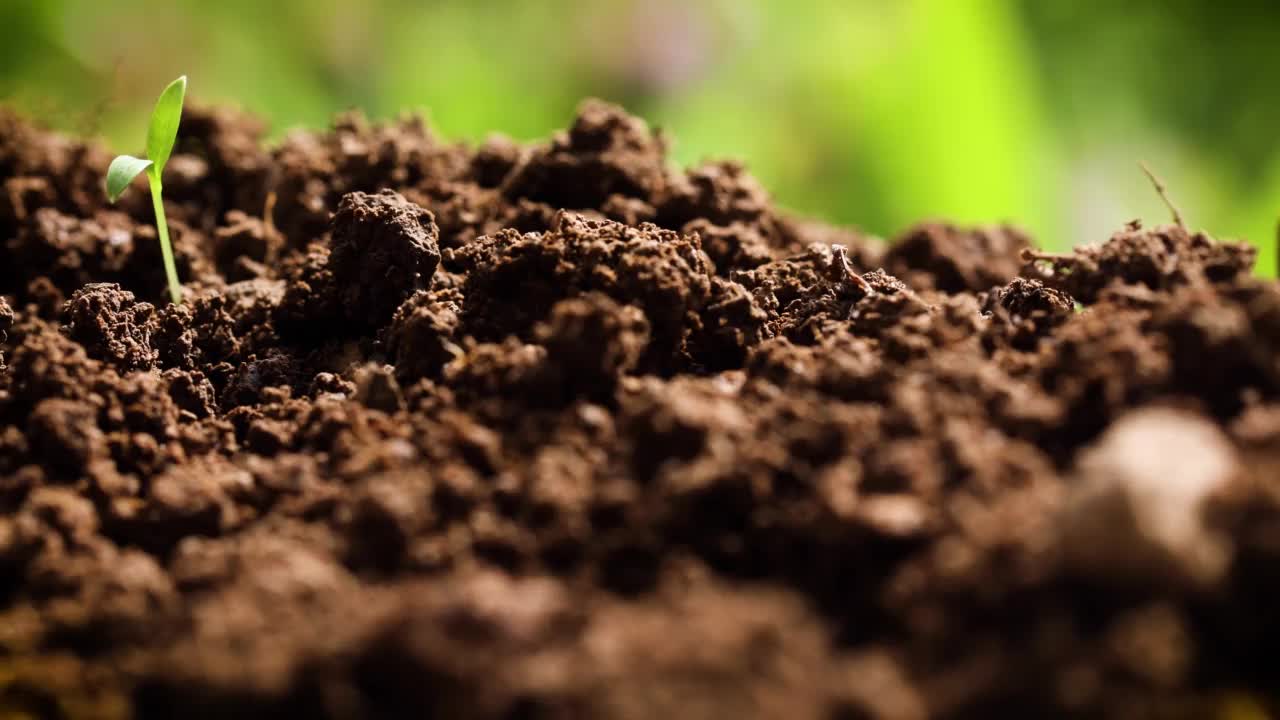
1;99;1279;719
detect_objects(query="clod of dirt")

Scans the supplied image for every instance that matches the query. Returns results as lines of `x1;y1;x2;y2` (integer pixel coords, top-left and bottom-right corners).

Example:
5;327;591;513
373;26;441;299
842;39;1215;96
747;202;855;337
658;161;772;230
1022;222;1256;304
455;212;711;372
212;210;281;281
328;573;848;720
695;277;774;369
503;98;669;210
531;292;650;404
847;269;932;334
220;348;299;409
151;278;283;372
269;111;463;247
167;103;272;229
471;133;526;189
884;222;1032;293
60;283;157;371
163;367;218;419
328;190;442;328
1059;407;1238;587
384;289;462;383
5;209;140;309
26;397;107;477
1149;281;1280;414
353;363;406;414
981;277;1075;350
0;108;111;230
338;469;434;573
686;220;770;276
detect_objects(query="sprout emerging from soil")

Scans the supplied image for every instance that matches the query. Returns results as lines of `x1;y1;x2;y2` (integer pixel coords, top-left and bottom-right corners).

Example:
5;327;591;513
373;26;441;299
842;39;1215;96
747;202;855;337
105;75;187;305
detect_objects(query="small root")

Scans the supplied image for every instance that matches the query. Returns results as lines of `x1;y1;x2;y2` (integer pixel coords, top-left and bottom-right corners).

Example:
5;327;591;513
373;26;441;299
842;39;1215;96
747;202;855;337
827;244;874;296
1139;162;1186;229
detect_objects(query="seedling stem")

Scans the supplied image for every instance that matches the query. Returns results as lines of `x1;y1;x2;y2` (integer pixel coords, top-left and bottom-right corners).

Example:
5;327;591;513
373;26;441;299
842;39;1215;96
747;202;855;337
105;75;188;304
148;174;182;304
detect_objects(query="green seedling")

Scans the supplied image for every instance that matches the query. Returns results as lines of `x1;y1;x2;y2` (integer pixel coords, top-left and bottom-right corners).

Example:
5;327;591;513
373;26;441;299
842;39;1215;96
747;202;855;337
105;76;187;304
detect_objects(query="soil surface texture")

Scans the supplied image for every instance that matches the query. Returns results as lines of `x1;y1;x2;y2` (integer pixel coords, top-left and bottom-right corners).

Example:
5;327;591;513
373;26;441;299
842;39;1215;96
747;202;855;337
1;99;1279;719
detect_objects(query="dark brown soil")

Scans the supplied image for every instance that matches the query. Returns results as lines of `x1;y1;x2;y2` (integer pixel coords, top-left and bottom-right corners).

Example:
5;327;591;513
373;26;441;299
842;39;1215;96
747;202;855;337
1;98;1278;719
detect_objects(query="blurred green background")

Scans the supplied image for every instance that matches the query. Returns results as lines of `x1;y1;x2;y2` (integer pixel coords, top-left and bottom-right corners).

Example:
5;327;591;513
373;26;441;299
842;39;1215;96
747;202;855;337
2;0;1277;273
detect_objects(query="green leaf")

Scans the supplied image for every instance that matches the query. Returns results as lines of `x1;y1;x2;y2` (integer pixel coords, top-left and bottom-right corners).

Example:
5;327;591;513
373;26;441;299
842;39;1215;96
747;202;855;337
145;75;187;174
105;155;154;202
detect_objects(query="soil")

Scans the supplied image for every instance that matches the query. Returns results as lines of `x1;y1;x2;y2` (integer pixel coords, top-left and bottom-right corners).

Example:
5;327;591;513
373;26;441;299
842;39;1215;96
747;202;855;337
0;98;1278;719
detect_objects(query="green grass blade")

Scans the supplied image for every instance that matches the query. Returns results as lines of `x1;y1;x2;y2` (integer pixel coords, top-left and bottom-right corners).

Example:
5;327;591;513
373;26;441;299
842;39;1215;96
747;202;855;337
105;154;153;202
145;75;187;173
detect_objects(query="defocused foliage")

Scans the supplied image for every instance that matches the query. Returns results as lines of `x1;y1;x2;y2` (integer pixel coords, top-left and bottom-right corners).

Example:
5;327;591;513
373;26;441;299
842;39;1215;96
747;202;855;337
1;0;1276;274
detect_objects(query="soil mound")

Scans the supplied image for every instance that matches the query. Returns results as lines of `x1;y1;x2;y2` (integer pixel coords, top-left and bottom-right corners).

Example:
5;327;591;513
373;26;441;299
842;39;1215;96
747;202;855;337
1;101;1278;719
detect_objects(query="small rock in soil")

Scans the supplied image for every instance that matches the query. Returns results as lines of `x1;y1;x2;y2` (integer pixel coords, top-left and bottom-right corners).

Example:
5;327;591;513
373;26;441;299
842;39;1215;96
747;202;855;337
1059;407;1238;587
